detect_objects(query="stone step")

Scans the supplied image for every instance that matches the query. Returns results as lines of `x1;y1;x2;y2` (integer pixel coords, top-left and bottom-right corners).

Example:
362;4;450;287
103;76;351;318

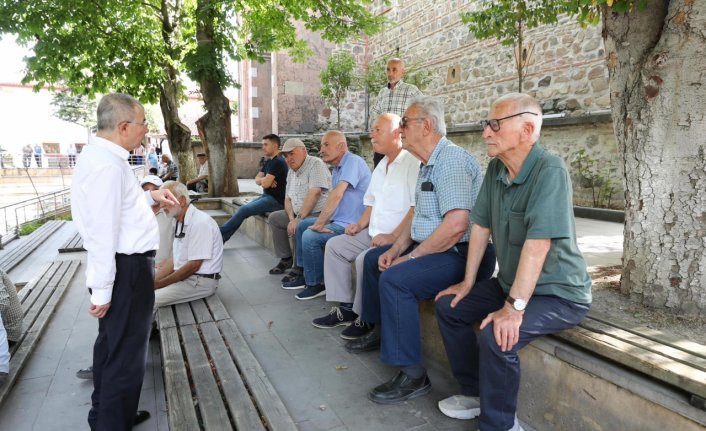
203;209;231;225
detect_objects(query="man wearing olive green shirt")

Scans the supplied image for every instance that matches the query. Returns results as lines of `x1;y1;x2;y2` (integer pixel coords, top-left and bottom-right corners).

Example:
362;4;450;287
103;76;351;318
434;93;591;431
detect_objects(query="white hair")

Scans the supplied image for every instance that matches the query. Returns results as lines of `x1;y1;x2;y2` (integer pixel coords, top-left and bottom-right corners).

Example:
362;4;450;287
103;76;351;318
162;180;189;201
409;96;446;136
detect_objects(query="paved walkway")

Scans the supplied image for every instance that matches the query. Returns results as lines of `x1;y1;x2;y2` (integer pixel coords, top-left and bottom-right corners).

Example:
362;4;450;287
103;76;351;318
0;202;623;430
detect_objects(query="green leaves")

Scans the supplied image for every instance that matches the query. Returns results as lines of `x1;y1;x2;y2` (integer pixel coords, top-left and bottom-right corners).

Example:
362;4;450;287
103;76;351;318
320;51;358;128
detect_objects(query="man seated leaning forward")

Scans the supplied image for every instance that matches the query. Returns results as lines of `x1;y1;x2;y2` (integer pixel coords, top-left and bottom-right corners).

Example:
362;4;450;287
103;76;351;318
154;181;224;310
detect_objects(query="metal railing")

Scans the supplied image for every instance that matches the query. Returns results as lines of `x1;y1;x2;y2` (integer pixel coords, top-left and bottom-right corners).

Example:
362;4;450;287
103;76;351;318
0;165;147;247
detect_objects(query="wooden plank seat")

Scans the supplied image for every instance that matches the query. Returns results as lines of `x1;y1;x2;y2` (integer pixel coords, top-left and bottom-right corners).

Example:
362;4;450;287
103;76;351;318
58;231;84;253
0;220;66;272
0;259;81;405
157;295;297;431
554;310;706;407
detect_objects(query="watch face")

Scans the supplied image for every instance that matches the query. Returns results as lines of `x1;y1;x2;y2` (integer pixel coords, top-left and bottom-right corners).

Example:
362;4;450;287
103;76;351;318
514;298;527;311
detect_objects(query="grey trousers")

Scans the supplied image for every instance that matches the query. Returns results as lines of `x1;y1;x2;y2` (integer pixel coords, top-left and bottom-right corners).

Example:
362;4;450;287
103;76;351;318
268;210;320;260
154;275;218;311
268;210;294;259
323;228;372;315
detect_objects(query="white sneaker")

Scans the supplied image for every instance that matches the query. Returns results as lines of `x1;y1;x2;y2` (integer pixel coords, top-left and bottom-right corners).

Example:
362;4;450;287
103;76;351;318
438;394;481;420
508;415;524;431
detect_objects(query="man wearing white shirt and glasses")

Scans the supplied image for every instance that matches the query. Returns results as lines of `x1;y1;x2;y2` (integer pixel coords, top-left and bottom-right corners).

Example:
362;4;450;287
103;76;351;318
71;93;178;431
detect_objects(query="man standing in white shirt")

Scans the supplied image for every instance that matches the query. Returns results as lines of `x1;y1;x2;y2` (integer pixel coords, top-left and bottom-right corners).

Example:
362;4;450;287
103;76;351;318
311;114;419;338
71;93;177;431
154;181;224;309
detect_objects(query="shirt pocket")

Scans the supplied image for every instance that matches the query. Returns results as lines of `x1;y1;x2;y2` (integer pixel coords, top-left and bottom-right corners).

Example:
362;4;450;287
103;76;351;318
508;211;527;246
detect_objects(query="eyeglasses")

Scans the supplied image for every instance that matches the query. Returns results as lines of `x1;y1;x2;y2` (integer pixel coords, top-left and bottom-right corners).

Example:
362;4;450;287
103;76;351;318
480;112;538;132
400;116;426;129
124;119;148;127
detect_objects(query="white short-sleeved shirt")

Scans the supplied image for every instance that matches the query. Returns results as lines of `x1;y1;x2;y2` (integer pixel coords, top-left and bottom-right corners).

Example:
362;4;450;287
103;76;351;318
365;150;420;237
172;205;223;274
198;162;209;177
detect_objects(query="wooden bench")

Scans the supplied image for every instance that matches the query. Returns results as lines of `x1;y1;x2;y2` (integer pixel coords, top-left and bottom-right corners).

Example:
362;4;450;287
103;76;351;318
58;231;84;253
157;295;297;431
0;220;66;272
0;259;81;404
555;310;706;409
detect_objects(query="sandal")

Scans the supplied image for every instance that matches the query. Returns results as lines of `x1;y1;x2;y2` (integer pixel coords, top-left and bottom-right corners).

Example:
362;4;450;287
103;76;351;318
269;257;293;274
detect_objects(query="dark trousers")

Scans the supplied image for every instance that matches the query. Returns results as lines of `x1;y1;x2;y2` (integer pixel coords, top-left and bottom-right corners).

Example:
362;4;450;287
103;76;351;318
88;253;155;431
360;242;496;366
435;278;590;431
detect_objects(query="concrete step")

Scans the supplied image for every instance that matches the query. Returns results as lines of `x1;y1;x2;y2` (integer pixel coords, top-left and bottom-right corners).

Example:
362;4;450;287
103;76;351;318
202;209;231;226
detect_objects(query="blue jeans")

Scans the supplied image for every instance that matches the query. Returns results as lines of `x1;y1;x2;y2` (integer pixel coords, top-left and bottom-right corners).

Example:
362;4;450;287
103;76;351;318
360;243;496;367
435;278;590;431
220;194;283;242
296;217;345;285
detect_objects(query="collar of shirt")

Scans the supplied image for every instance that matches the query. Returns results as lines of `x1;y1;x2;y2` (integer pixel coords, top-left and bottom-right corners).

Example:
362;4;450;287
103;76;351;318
496;142;544;186
183;203;196;227
424;136;450;168
90;135;130;162
295;155;312;177
333;151;351;170
387;79;405;90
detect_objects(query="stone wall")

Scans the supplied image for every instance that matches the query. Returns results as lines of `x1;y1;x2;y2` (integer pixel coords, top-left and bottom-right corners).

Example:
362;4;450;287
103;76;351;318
337;1;609;130
360;117;625;209
276;23;336;134
191;142;263;179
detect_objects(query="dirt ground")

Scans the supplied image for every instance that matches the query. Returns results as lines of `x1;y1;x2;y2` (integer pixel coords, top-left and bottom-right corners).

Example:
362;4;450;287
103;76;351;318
589;265;706;345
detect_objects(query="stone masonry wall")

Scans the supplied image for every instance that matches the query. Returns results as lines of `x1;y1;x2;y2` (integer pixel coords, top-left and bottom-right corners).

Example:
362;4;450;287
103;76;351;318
337;0;609;130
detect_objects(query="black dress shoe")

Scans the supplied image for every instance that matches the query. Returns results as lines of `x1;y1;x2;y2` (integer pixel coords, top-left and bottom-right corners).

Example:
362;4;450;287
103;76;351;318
76;366;93;380
134;410;151;426
368;371;432;404
345;327;380;353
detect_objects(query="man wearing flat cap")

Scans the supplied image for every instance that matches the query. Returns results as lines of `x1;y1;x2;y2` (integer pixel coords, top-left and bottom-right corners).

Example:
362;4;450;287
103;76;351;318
267;138;331;275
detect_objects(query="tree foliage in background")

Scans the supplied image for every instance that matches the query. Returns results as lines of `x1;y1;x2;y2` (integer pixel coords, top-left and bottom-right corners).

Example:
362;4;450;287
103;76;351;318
320;51;358;129
0;0;383;196
51;91;97;130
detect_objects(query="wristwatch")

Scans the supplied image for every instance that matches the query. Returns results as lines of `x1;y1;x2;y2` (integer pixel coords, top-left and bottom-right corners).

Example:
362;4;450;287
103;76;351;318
506;295;527;312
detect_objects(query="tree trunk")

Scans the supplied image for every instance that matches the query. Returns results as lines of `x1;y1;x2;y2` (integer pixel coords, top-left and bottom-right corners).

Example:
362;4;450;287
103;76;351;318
159;71;195;184
604;0;706;315
158;0;194;185
195;0;238;197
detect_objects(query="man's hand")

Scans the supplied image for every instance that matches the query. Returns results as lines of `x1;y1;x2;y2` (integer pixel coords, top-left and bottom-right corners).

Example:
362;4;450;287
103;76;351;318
435;281;472;308
150;188;179;206
287;218;299;236
479;303;524;352
309;222;333;233
89;302;111;319
378;248;400;272
371;233;395;247
345;223;361;236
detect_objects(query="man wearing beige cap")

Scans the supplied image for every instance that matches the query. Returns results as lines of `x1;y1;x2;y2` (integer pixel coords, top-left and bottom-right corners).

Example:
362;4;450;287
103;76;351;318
221;134;288;242
267;138;331;275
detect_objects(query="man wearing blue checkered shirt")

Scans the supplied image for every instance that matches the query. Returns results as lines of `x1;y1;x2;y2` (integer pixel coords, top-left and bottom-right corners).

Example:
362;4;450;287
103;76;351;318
347;97;497;405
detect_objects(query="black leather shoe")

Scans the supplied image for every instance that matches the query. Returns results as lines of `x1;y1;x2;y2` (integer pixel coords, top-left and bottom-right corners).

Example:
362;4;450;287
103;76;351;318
344;327;380;353
368;371;431;404
76;366;93;380
134;410;151;426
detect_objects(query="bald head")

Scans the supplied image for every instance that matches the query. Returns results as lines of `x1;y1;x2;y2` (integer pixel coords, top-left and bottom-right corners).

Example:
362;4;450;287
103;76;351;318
371;114;402;157
386;58;406;85
319;130;348;166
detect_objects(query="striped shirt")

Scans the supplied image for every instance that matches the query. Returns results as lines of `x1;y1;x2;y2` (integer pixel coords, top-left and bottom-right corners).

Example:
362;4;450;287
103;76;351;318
285;155;331;215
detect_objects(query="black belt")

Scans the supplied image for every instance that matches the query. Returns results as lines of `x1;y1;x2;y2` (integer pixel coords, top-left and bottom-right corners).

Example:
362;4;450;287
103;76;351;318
195;273;221;280
117;250;156;258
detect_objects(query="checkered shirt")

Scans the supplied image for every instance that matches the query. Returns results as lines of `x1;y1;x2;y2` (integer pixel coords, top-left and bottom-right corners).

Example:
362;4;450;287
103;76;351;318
369;80;423;128
411;137;483;243
285;155;331;214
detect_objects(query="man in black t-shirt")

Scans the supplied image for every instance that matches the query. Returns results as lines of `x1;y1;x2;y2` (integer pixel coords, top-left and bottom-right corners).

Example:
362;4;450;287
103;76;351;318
220;134;288;242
